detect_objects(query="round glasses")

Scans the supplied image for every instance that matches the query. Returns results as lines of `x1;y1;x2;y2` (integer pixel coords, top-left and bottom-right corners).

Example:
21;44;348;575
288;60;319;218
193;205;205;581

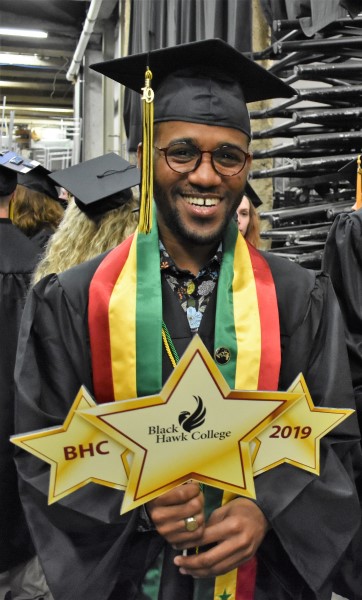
155;142;250;177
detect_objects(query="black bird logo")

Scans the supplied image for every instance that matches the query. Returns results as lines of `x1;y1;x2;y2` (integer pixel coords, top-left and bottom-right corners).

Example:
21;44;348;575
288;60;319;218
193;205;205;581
178;395;206;432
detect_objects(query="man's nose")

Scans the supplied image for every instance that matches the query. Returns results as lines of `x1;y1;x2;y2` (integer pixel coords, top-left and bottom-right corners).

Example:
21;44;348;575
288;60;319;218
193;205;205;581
187;153;222;186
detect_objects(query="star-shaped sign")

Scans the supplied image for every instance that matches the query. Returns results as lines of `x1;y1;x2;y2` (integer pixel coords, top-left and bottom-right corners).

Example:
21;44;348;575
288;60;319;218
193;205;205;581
251;373;354;476
11;386;131;503
78;335;301;513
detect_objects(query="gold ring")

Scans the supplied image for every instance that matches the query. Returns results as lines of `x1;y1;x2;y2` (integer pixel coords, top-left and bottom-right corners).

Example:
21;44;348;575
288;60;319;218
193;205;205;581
184;516;198;532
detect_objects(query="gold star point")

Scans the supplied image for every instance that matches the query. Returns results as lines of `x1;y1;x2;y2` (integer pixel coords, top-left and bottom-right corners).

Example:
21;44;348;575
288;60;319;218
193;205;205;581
252;374;354;476
11;386;130;504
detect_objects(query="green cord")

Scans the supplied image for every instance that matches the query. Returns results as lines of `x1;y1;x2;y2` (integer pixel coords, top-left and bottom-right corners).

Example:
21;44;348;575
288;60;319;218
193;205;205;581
162;320;180;364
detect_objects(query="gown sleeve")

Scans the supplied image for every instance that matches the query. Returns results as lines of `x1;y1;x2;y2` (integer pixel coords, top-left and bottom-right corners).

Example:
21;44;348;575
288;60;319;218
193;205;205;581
0;269;35;570
14;270;162;600
0;221;42;571
254;260;362;598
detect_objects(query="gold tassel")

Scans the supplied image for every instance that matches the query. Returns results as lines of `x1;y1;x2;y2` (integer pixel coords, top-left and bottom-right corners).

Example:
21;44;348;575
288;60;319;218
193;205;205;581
139;67;154;234
356;155;362;210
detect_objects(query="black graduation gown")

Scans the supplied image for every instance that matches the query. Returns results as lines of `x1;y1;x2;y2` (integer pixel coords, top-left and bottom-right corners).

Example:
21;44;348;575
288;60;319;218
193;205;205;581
0;219;40;571
28;225;54;252
322;208;362;600
13;249;362;600
322;208;362;431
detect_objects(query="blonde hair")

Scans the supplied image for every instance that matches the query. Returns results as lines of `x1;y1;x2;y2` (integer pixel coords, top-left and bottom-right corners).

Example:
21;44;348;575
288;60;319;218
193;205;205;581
32;196;139;284
13;184;64;236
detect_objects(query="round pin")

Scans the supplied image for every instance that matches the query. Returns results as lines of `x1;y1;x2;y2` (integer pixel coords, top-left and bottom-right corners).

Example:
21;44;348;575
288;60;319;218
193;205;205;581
214;347;231;364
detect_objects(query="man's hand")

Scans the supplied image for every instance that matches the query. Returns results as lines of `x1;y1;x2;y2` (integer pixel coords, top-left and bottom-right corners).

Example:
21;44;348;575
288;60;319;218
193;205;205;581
146;481;206;547
173;497;269;578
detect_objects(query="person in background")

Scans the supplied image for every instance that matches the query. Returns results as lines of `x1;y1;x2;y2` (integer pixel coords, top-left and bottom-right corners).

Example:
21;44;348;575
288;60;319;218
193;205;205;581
57;186;71;208
32;153;140;284
236;183;261;247
0;158;52;600
322;157;362;600
13;165;64;250
13;40;361;600
323;157;362;431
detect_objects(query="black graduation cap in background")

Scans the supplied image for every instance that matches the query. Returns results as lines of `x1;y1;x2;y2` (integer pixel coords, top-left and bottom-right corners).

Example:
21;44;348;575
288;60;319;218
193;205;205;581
244;182;262;208
49;153;140;218
17;164;59;202
0;150;38;195
0;150;37;174
0;151;59;200
0;161;17;195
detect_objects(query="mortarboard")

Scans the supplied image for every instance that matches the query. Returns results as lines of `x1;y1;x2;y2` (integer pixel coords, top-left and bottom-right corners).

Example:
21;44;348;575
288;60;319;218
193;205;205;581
0;151;38;175
0;156;18;195
90;38;295;137
245;182;262;208
17;164;59;202
49;153;140;218
90;38;294;232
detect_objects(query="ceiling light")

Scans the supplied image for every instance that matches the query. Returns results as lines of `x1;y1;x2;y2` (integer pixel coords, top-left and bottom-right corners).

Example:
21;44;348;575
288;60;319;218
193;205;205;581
0;28;48;39
0;53;50;67
5;106;73;114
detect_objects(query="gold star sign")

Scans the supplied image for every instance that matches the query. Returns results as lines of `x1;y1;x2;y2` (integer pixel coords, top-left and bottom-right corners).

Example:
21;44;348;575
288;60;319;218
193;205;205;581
11;386;131;504
78;335;301;514
251;373;354;476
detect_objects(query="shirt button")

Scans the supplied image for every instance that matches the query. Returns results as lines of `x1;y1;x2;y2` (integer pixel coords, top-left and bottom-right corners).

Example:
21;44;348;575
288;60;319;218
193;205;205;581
187;281;196;295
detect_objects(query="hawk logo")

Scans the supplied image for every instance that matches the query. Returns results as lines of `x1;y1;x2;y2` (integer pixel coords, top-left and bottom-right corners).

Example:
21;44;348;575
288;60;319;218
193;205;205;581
178;396;206;432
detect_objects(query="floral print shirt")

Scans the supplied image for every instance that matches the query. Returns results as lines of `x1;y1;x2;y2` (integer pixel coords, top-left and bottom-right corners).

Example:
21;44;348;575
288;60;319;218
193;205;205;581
160;241;222;333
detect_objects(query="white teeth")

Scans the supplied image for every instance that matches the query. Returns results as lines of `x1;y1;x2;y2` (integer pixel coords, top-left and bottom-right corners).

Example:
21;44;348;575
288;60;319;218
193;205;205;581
185;197;220;207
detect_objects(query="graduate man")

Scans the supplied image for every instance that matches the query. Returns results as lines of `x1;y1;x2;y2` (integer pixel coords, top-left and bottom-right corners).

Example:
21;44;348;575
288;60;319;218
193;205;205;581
14;40;361;600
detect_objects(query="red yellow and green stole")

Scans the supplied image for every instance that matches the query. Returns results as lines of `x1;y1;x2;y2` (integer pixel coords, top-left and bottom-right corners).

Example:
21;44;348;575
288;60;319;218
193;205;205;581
88;216;281;600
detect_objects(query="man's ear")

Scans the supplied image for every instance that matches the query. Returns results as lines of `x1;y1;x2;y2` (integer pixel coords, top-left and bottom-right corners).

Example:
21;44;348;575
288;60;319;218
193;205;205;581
245;150;253;178
137;143;142;168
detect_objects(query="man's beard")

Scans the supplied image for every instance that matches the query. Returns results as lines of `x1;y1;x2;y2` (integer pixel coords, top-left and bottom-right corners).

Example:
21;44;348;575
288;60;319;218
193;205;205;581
153;179;241;246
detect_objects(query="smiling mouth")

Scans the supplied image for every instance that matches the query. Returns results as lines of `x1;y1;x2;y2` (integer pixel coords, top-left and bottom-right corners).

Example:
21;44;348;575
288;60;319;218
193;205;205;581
184;196;221;207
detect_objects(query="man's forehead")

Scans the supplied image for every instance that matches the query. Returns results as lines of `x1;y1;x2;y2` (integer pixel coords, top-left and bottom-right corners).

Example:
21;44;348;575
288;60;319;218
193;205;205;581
154;121;249;146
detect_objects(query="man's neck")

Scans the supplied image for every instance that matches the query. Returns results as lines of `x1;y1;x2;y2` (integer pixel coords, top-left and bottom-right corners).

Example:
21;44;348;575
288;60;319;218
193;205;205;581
0;207;9;219
0;195;11;218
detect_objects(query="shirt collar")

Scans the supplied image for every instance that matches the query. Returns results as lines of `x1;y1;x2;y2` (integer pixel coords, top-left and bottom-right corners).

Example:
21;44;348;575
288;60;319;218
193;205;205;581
159;240;222;275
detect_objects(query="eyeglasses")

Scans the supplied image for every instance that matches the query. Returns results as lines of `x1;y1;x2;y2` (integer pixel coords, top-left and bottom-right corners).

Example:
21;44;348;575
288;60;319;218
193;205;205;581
155;142;250;177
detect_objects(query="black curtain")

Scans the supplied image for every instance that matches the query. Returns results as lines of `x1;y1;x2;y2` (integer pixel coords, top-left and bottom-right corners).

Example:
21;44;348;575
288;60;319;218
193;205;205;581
124;0;253;151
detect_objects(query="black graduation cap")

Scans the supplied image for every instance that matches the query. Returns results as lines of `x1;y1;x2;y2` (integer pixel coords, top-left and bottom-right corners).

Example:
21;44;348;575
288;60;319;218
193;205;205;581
0;150;40;195
49;153;140;218
0;158;18;195
245;182;262;208
17;164;59;201
0;150;38;173
90;38;295;139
